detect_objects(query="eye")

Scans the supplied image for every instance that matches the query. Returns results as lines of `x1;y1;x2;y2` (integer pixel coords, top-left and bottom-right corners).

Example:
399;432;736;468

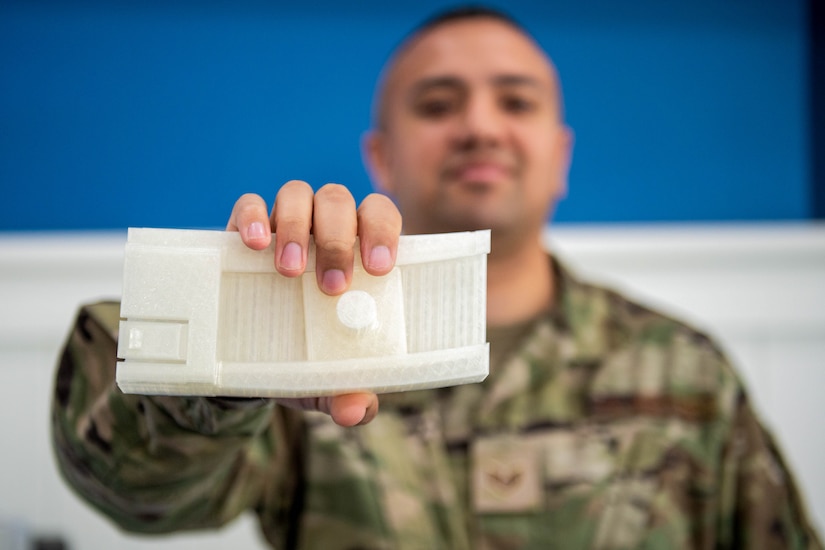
413;96;457;119
500;95;536;114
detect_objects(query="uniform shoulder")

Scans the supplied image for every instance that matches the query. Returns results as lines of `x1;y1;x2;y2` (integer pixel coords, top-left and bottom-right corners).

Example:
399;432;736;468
567;272;740;421
565;267;721;357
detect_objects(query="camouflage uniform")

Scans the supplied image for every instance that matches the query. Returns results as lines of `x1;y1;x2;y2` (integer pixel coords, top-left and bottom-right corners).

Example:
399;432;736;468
52;258;822;549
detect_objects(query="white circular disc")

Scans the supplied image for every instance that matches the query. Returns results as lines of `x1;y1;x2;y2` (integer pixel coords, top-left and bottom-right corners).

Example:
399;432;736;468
336;290;378;330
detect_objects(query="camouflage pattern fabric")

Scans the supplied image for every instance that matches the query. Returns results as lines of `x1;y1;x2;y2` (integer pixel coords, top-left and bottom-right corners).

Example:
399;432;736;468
51;258;823;549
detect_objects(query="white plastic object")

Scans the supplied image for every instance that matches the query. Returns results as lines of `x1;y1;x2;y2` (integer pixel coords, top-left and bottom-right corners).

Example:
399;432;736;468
116;228;490;397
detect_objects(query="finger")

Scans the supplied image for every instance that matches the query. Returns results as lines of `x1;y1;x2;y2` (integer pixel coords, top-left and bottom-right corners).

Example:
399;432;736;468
330;393;379;426
272;180;314;277
275;392;379;427
313;183;358;295
226;193;271;250
357;193;402;276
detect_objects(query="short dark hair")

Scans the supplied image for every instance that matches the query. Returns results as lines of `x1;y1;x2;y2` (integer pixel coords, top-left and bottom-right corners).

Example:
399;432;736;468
411;5;527;38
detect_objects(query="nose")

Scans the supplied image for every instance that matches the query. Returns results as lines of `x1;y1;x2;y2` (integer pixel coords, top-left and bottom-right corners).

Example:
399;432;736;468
453;92;504;149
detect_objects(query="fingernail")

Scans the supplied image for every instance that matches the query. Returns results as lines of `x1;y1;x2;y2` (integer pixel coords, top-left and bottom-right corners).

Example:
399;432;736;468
368;245;392;271
322;269;346;294
248;221;266;240
279;242;302;271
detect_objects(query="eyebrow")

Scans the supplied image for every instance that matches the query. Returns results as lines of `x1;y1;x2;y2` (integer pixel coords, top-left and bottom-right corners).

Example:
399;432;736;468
408;74;547;97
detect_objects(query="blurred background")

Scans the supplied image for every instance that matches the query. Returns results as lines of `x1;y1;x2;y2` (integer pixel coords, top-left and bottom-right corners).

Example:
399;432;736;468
1;0;822;228
1;0;823;548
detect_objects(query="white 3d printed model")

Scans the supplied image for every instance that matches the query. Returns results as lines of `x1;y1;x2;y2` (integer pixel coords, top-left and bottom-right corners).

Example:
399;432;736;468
116;228;490;397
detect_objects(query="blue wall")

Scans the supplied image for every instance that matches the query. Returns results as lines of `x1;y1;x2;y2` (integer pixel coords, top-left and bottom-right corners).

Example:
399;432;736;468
0;0;810;231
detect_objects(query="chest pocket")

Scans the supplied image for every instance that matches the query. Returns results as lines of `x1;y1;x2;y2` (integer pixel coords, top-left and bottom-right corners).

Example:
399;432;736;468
471;420;698;549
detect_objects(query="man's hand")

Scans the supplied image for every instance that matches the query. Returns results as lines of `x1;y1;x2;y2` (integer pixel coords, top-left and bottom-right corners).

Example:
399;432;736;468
226;181;402;427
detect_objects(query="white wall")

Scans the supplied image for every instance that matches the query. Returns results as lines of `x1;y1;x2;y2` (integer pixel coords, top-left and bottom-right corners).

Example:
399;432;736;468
1;223;823;548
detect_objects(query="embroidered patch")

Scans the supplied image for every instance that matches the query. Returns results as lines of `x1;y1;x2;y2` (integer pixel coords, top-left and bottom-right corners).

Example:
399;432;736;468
472;435;542;513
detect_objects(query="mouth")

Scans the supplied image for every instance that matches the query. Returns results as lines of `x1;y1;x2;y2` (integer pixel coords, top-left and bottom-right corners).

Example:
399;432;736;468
444;160;514;187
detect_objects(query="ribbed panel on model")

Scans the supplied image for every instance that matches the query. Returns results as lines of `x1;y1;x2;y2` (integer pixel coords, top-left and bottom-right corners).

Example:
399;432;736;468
218;272;306;362
402;256;484;354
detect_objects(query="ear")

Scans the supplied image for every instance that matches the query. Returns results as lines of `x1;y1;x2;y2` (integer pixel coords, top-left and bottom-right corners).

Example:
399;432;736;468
361;130;394;195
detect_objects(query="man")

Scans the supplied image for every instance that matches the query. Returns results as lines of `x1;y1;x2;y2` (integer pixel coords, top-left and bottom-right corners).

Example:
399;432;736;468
52;6;821;549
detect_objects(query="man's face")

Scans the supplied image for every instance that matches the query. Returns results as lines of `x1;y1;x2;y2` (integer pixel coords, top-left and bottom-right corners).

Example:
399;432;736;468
366;18;572;241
